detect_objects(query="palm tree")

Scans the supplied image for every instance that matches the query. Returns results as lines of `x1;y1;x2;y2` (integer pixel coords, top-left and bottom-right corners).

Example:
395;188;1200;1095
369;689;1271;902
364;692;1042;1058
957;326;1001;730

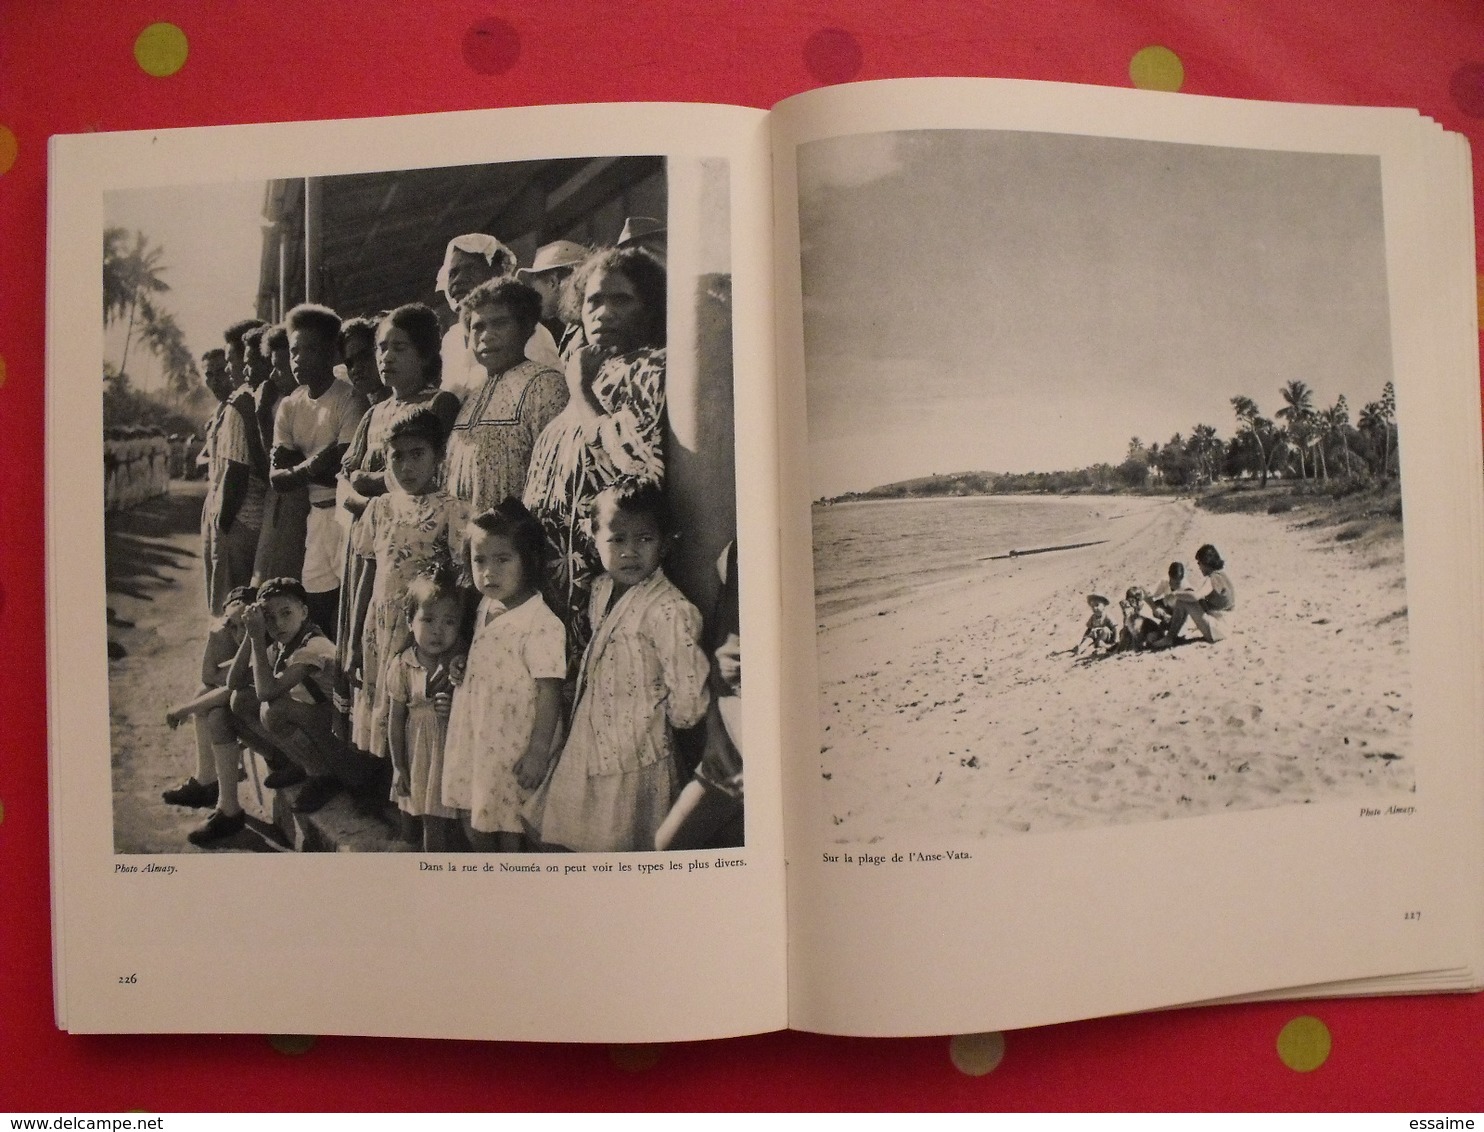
103;229;171;378
1380;380;1397;477
1276;380;1316;479
1189;423;1221;486
102;228;135;327
1359;399;1388;477
1231;395;1277;488
139;309;198;402
1321;395;1354;479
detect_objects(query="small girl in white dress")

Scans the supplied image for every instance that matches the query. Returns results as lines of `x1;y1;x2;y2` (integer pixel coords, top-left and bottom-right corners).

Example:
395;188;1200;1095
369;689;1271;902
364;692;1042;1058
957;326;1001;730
530;481;711;853
441;498;565;852
386;565;466;852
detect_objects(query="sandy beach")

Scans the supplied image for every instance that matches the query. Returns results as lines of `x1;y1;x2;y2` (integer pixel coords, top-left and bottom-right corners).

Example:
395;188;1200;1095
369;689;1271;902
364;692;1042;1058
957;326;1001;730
814;494;1414;842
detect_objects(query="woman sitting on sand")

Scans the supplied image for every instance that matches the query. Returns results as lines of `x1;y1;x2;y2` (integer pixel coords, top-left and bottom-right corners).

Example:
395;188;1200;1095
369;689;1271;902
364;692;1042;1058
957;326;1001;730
1164;544;1235;644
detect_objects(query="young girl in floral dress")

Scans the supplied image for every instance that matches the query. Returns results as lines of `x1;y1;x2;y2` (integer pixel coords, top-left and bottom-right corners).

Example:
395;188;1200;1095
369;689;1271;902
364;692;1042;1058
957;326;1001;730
349;409;468;764
441;499;566;852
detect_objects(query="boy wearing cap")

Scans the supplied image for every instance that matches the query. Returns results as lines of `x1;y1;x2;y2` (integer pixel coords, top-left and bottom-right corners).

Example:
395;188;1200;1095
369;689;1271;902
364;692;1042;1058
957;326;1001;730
238;577;383;815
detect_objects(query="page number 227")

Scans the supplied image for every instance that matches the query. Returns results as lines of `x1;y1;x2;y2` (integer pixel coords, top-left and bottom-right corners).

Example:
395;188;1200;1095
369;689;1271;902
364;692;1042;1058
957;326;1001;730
1403;911;1423;921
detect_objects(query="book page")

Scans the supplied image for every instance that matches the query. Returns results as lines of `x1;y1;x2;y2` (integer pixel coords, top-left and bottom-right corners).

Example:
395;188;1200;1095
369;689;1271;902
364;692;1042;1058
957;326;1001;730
48;101;786;1040
771;79;1484;1036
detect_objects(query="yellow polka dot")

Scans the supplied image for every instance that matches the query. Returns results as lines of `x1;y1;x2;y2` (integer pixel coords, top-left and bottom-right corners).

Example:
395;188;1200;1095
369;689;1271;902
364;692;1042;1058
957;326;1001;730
1276;1015;1331;1072
609;1043;662;1072
1130;45;1184;92
0;354;6;390
0;126;16;177
134;23;189;78
949;1031;1006;1076
268;1034;316;1056
0;797;5;825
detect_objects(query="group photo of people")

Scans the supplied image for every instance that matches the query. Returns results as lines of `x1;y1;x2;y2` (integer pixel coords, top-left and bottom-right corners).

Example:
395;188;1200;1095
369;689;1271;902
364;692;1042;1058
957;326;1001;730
1070;544;1235;658
104;155;743;856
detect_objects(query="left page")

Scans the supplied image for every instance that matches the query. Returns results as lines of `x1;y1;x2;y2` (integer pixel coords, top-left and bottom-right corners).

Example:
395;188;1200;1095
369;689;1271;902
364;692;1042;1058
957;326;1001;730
47;101;786;1041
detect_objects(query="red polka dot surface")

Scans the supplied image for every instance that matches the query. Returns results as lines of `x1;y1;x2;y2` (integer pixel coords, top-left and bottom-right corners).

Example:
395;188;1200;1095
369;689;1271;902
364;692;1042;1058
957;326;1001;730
804;27;864;85
1451;64;1484;118
133;22;189;78
463;18;522;76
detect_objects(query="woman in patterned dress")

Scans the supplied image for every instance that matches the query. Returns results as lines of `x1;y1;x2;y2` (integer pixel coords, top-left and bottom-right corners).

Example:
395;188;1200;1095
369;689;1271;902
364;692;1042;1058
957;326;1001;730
521;246;668;661
441;278;568;516
335;304;460;746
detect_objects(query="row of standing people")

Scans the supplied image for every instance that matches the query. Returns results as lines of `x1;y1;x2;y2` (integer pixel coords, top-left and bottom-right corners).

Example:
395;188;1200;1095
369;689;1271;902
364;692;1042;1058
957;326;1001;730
103;428;171;512
164;227;742;854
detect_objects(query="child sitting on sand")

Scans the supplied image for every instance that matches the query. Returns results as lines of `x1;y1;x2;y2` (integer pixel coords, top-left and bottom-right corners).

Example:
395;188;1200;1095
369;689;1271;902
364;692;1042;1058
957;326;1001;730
1118;586;1163;652
1073;594;1118;656
1149;562;1184;619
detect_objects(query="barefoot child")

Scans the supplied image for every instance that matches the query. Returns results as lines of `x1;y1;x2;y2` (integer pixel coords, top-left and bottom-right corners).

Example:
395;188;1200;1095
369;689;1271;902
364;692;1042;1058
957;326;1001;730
386;565;467;851
531;481;711;853
162;585;254;846
1073;593;1118;656
442;499;566;852
1118;586;1163;652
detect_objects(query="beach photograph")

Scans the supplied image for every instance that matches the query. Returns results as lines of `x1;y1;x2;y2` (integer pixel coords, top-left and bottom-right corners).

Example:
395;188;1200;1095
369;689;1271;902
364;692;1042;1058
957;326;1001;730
798;129;1414;842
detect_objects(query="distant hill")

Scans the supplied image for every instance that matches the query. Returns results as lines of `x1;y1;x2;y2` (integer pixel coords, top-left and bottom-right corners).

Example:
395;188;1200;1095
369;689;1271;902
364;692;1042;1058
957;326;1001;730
820;464;1133;504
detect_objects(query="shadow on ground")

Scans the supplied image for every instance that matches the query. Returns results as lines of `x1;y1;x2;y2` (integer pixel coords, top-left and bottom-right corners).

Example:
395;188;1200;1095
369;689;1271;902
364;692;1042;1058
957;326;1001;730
105;484;204;605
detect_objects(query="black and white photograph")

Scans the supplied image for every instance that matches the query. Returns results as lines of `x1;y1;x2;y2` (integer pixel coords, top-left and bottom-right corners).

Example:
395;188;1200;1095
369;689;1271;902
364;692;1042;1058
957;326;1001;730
800;129;1414;842
103;153;743;855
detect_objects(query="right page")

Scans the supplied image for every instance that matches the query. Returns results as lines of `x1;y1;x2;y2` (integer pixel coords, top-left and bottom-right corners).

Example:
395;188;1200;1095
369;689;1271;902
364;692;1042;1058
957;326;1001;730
772;78;1484;1037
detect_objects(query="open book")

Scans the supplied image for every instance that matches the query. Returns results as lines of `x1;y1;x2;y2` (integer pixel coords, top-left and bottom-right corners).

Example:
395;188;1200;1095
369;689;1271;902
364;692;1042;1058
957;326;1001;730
47;79;1484;1041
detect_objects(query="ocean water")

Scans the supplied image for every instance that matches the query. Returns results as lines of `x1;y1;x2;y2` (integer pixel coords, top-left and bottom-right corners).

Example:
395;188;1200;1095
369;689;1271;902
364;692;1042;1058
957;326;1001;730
811;495;1111;619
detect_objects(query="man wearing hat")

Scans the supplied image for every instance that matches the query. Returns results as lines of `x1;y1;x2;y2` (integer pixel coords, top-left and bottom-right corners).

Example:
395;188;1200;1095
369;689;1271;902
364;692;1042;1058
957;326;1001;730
616;215;666;264
435;233;564;401
516;238;587;365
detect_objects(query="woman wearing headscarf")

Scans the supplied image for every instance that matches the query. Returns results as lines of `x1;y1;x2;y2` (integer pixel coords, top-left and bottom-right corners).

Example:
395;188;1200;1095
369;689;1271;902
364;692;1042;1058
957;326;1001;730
434;233;563;401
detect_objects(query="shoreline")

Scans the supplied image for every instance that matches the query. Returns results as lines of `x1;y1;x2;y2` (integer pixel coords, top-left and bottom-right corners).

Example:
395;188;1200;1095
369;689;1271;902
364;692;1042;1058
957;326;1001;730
817;492;1130;507
813;499;1414;842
